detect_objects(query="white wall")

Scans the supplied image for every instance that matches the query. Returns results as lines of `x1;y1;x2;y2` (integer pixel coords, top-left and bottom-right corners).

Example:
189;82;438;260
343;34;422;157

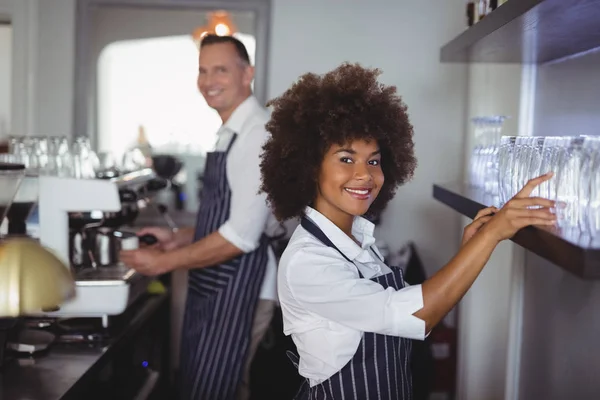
34;0;75;136
0;0;75;137
0;0;38;137
269;0;468;278
0;23;11;138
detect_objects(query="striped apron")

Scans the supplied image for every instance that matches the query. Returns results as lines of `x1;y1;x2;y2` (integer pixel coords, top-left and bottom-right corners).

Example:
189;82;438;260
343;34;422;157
288;216;413;400
179;134;269;400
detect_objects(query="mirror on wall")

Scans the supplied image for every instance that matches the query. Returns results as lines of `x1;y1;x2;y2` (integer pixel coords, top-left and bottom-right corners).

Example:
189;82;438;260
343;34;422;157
0;19;12;147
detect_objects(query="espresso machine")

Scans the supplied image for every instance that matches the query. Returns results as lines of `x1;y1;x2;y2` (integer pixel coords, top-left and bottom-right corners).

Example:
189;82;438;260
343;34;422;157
33;168;158;324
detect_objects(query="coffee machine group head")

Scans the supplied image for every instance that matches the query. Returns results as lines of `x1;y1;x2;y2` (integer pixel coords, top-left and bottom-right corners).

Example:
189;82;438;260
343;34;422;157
38;176;121;266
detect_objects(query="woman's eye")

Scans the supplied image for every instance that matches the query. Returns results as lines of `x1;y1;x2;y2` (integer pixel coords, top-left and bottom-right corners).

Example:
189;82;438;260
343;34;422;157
369;159;380;166
340;157;353;164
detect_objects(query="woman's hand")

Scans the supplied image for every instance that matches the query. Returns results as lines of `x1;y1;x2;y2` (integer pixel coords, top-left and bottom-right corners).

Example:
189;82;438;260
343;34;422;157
481;173;557;243
461;206;498;246
416;173;556;334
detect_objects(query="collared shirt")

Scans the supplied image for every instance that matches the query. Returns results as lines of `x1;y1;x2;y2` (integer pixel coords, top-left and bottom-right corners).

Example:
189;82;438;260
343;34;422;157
214;95;277;301
278;206;426;385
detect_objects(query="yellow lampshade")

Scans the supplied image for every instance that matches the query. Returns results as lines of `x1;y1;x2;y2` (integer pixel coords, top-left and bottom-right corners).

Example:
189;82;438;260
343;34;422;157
192;10;238;47
0;238;75;317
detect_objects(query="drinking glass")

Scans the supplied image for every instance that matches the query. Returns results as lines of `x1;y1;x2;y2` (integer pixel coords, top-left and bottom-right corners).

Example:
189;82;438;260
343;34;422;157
72;136;100;179
469;117;485;188
509;137;527;199
498;136;516;206
47;136;74;177
523;136;546;197
577;136;600;234
588;146;600;239
483;117;506;196
555;136;586;228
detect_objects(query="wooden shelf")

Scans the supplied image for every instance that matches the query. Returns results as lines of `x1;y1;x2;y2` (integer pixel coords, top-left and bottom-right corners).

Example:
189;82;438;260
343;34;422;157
441;0;600;64
433;182;600;280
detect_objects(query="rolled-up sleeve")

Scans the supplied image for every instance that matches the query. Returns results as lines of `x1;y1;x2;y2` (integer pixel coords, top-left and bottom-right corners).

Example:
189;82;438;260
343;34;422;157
285;246;426;340
217;126;270;253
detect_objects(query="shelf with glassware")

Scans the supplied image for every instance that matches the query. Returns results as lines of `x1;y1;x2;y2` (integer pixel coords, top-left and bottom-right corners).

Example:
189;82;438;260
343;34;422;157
433;129;600;280
443;0;600;64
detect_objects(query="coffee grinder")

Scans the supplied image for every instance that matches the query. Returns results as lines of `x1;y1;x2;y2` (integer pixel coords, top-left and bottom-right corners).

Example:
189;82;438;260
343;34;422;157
0;162;26;366
5;170;38;236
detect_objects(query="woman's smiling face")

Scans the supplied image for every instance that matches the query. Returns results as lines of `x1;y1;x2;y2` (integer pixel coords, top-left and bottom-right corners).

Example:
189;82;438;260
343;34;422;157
313;139;384;224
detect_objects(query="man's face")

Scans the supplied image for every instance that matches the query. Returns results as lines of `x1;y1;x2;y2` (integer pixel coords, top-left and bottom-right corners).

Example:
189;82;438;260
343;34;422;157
197;42;254;118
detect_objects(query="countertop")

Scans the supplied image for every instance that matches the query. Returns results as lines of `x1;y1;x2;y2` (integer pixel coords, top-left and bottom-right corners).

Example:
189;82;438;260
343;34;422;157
0;291;169;400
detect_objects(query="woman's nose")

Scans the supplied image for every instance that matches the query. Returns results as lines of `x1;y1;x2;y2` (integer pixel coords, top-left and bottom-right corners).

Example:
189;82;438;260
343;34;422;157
353;162;372;180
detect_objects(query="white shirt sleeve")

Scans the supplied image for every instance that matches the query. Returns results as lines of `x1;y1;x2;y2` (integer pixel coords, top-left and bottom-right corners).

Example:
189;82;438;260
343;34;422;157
217;126;271;253
284;246;426;340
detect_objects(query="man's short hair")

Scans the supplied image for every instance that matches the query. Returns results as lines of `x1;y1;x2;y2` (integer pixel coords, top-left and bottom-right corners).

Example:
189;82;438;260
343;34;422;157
200;34;251;65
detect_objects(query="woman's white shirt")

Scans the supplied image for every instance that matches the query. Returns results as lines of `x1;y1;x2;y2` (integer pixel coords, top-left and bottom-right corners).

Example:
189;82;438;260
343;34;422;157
278;207;426;386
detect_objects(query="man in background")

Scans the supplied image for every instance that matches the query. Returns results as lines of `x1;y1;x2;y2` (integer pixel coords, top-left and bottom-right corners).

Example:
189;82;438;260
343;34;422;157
121;34;277;400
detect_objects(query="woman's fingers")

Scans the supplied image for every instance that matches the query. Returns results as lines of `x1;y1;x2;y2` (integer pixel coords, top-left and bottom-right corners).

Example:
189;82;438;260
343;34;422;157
474;206;498;220
507;207;556;218
514;172;553;198
511;217;557;230
469;215;493;230
505;196;556;210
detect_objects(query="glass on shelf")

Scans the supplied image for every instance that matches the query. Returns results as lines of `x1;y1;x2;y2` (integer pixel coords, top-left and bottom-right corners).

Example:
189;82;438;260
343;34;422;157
468;115;508;201
498;135;516;206
588;142;600;240
576;136;600;235
6;135;106;180
474;133;600;242
555;136;586;230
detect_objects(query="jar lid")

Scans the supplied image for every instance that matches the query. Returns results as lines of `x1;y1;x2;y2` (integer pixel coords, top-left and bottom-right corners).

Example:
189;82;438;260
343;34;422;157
0;162;26;171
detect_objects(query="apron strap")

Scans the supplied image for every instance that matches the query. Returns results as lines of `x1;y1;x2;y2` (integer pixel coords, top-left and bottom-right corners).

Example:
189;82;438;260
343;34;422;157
370;247;384;262
286;351;309;400
286;350;300;368
300;216;380;263
300;216;352;263
225;132;238;153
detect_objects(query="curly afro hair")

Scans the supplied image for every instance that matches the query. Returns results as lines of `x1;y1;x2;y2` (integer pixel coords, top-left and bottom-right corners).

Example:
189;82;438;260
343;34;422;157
260;62;417;221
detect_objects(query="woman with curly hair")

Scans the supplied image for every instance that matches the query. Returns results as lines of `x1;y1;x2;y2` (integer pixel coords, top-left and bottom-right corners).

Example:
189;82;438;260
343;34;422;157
260;63;556;400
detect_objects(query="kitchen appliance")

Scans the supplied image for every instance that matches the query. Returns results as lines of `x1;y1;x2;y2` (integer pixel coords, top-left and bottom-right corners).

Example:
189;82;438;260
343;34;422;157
0;162;26;367
177;153;206;213
5;172;38;236
0;152;40;237
0;162;75;367
34;168;159;321
0;162;25;224
151;154;184;211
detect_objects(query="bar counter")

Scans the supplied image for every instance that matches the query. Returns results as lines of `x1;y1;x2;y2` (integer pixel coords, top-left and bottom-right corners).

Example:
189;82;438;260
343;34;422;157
0;291;170;400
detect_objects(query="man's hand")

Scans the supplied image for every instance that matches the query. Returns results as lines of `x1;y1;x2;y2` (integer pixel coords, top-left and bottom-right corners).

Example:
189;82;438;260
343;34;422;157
137;226;194;251
120;231;243;274
120;248;172;276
